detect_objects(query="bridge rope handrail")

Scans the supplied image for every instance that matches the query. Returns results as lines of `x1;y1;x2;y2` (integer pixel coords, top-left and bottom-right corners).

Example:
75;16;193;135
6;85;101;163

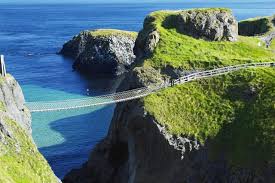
26;62;275;112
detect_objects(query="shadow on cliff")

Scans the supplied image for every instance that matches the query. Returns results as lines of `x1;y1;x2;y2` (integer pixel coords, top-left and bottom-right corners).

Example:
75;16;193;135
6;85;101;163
38;104;115;179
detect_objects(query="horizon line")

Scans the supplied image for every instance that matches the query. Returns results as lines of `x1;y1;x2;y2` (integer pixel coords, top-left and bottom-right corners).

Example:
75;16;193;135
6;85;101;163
0;1;272;5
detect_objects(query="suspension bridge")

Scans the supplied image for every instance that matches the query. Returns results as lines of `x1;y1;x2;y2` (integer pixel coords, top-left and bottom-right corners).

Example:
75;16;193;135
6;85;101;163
24;62;275;113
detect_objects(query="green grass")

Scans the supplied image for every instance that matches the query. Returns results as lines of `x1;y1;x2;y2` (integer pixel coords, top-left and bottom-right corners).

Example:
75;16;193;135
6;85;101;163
0;117;57;183
88;29;138;39
0;102;6;112
270;39;275;50
140;10;275;70
144;68;275;167
137;9;275;167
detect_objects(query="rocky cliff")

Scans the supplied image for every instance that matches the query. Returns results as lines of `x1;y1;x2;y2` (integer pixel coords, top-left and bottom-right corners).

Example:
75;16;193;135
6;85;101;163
238;15;275;48
64;8;275;183
60;29;137;76
238;15;275;36
0;74;31;133
0;74;58;183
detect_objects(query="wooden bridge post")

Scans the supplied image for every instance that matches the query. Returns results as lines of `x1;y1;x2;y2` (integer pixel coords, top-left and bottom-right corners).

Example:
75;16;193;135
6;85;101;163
0;55;7;77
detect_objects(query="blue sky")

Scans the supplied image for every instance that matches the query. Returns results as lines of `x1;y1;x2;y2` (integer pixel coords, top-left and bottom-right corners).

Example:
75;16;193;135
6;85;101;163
1;0;274;4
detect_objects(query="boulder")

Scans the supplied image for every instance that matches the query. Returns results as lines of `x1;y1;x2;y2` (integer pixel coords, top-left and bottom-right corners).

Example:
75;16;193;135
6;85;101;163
60;29;137;76
176;8;238;41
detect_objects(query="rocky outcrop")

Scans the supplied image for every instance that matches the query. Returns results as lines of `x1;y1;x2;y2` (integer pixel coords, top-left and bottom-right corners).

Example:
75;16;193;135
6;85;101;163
239;15;275;36
60;29;137;76
134;8;238;60
0;74;58;182
175;8;238;42
134;27;160;59
0;74;31;133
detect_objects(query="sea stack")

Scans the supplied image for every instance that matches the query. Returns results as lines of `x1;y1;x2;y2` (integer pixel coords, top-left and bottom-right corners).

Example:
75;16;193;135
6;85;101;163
60;29;137;77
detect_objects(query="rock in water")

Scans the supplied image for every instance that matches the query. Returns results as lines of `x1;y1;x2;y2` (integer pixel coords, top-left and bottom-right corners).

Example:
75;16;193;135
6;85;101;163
60;29;137;76
176;8;238;41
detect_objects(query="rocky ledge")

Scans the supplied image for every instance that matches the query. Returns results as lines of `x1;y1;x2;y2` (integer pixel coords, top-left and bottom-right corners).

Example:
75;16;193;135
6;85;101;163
60;29;137;76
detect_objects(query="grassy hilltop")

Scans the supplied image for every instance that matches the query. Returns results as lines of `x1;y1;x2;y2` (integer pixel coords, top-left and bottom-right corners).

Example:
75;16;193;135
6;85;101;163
136;8;275;167
140;9;275;70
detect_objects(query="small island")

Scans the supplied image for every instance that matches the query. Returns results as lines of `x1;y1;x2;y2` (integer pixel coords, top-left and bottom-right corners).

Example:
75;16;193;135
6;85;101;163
60;29;137;76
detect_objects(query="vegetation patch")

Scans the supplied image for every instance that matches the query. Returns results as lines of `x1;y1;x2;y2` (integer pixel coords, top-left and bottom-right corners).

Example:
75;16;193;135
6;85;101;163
88;29;138;39
0;117;57;183
270;39;275;50
144;68;275;167
0;102;6;112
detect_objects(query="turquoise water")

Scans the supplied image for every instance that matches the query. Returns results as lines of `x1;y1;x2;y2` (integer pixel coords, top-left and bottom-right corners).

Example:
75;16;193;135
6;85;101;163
22;83;116;178
24;85;111;148
0;2;274;178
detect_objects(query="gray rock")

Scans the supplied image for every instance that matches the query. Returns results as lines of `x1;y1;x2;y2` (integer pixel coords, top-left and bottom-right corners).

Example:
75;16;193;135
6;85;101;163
134;16;160;59
60;29;137;76
145;30;160;54
176;9;238;41
0;75;31;133
263;31;275;48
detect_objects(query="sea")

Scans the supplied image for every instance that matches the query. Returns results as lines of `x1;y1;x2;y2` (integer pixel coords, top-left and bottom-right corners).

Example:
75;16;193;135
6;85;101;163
0;1;274;179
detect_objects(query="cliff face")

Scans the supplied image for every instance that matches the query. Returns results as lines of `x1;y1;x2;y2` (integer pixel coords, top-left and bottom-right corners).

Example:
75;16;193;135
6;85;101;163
0;74;58;183
64;8;275;183
238;15;275;36
0;75;31;133
60;29;137;76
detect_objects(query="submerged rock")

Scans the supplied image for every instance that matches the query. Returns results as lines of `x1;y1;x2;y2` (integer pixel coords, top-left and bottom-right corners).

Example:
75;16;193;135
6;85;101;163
60;29;137;76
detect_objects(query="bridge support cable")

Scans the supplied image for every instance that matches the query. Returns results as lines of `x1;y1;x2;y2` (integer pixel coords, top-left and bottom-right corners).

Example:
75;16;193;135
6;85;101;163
25;62;275;112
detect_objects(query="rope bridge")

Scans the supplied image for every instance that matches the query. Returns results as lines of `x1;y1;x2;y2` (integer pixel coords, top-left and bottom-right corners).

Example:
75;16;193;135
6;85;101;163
26;62;275;113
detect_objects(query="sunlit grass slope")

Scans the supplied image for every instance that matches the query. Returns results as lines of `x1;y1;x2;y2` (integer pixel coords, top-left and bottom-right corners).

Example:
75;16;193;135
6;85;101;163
0;116;57;183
